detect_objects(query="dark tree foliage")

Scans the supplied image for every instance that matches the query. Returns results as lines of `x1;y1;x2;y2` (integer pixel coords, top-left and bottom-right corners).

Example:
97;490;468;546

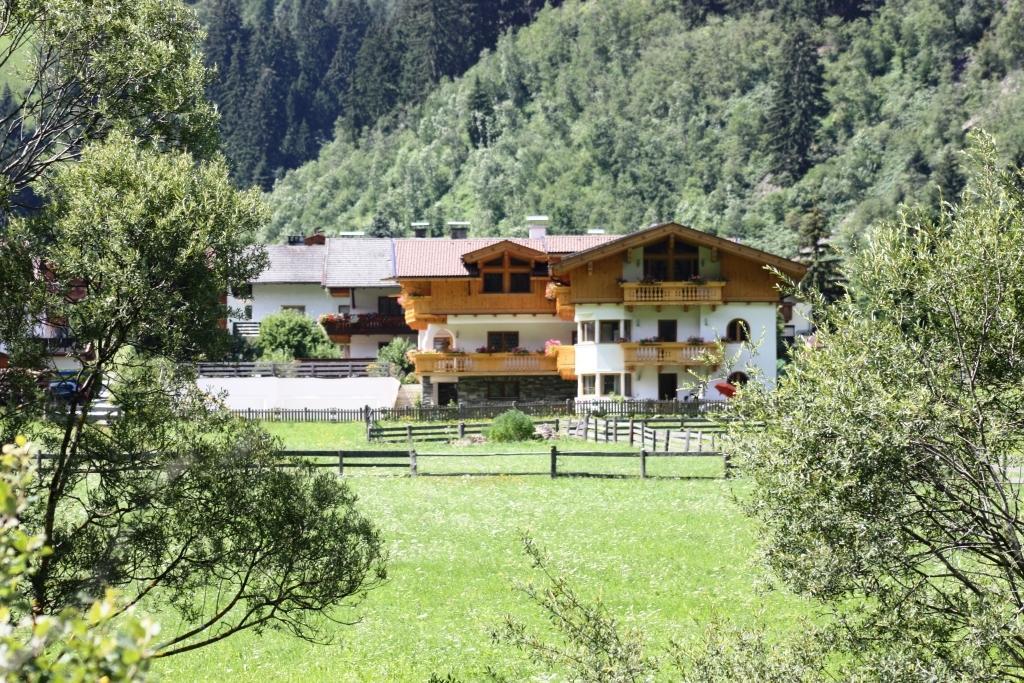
203;0;556;188
765;24;827;182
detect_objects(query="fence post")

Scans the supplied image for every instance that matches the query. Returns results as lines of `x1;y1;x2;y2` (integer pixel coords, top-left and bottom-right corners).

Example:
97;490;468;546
409;449;418;477
604;419;609;442
554;417;560;436
247;407;253;422
628;418;635;446
458;401;465;419
664;430;670;452
640;449;647;479
458;421;465;439
338;451;344;477
685;429;691;453
550;445;557;479
406;424;413;445
364;404;372;440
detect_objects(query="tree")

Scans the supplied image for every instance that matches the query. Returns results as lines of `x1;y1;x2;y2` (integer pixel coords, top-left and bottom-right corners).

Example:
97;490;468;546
257;309;340;360
794;205;844;303
0;0;216;200
727;134;1024;678
0;135;385;657
764;23;827;181
370;337;415;380
0;438;158;681
467;76;495;148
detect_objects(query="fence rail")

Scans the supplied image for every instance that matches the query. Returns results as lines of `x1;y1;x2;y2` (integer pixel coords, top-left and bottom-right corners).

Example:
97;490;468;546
197;359;374;378
230;399;728;424
35;446;731;479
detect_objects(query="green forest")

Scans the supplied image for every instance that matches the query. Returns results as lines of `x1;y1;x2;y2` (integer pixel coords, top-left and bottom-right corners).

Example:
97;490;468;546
197;0;1024;259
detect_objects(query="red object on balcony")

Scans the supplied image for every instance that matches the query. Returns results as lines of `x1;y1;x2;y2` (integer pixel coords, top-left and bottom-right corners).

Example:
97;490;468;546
715;381;737;398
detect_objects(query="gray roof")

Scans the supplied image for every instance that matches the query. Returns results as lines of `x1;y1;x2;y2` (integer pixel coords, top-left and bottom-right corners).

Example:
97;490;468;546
252;238;397;287
323;238;396;287
253;244;327;284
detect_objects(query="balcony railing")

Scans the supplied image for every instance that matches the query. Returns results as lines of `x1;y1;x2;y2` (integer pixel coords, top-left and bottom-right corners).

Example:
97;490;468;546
554;344;575;380
413;351;559;376
621;342;721;368
546;283;575;321
37;336;80;355
321;314;413;338
621;281;725;306
402;296;446;329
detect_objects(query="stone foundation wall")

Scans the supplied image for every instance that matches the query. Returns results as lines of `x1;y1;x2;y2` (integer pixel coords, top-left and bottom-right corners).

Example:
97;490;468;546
456;375;576;404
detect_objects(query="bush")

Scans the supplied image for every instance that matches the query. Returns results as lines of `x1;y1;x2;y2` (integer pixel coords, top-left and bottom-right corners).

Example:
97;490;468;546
370;337;415;380
256;309;339;360
486;409;536;442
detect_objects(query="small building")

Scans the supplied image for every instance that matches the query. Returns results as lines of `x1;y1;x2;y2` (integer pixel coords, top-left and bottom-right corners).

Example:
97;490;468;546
227;235;415;358
394;219;807;404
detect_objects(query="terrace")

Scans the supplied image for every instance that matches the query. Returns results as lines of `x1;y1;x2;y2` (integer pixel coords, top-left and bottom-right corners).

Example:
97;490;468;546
412;351;559;376
620;341;721;369
621;281;725;307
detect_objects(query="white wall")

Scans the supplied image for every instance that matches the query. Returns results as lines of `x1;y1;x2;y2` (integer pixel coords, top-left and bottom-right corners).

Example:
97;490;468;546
350;333;415;358
245;284;339;322
350;287;401;314
700;302;778;398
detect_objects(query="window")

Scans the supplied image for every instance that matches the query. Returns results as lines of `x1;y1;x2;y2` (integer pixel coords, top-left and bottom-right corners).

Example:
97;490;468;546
243;305;252;321
231;283;252;299
483;273;504;293
509;272;531;293
479;252;537;294
580;321;595;342
643;237;699;281
281;305;306;314
599;320;619;343
378;296;403;316
725;318;750;342
624;373;632;397
433;335;452;351
727;371;749;386
487;381;520;400
601;374;621;396
487;331;519;352
581;374;596;395
337;304;351;314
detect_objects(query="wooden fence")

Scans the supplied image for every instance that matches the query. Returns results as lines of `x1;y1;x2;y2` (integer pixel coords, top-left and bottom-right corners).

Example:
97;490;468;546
368;419;562;443
231;399;728;424
35;446;731;479
567;415;726;453
196;359;374;378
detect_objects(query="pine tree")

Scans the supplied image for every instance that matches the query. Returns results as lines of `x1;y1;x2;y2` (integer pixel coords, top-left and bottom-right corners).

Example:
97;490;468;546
797;206;843;302
765;24;827;182
467;76;494;148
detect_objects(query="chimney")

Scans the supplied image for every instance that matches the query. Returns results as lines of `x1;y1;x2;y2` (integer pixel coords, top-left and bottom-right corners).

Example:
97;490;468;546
287;235;304;245
447;220;469;240
587;229;606;235
411;221;430;239
304;230;326;245
526;214;549;239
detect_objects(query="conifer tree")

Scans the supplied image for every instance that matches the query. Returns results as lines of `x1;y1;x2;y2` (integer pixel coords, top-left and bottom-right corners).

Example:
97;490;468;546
765;24;827;182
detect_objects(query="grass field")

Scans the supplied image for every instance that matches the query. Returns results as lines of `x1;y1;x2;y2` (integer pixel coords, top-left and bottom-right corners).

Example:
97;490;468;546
153;422;810;681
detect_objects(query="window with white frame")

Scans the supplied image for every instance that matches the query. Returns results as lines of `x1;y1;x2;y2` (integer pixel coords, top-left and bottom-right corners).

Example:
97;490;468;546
580;321;595;343
601;374;621;396
581;374;596;395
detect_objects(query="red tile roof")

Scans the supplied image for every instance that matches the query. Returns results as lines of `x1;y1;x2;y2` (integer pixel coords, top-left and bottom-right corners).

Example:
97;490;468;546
392;235;617;278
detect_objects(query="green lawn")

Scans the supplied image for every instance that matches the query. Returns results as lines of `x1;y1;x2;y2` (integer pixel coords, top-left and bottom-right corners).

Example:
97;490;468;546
153;422;810;681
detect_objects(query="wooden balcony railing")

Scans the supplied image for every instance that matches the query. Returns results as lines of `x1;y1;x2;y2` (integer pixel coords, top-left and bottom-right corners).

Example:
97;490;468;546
321;314;412;338
546;284;575;321
621;281;725;306
621;342;721;368
412;351;558;376
402;297;445;330
555;344;576;380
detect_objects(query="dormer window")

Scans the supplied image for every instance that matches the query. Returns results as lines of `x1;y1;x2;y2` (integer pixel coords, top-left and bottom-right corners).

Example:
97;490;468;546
481;253;533;293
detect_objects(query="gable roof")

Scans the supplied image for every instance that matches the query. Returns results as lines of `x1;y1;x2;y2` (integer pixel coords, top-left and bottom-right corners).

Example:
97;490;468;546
323;238;395;287
393;235;617;278
253;244;327;284
253;238;399;287
550;223;807;280
461;240;550;264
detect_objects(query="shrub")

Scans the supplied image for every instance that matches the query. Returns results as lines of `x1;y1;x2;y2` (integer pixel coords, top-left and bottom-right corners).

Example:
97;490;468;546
256;309;339;360
486;409;536;442
371;337;415;379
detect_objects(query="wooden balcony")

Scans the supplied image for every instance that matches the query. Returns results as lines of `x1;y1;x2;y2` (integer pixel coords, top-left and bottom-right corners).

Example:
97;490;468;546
549;284;575;321
554;344;576;380
621;281;725;307
321;314;413;341
412;351;558;376
621;342;721;369
402;297;445;330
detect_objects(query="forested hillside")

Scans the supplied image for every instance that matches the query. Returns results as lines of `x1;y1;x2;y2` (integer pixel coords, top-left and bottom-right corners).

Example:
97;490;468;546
195;0;555;189
263;0;1024;257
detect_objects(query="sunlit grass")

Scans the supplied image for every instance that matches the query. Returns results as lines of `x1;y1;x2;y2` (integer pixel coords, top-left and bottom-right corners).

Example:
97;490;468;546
153;421;809;681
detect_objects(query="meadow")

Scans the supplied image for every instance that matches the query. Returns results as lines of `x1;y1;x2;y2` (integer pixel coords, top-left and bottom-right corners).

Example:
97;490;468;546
154;422;811;681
